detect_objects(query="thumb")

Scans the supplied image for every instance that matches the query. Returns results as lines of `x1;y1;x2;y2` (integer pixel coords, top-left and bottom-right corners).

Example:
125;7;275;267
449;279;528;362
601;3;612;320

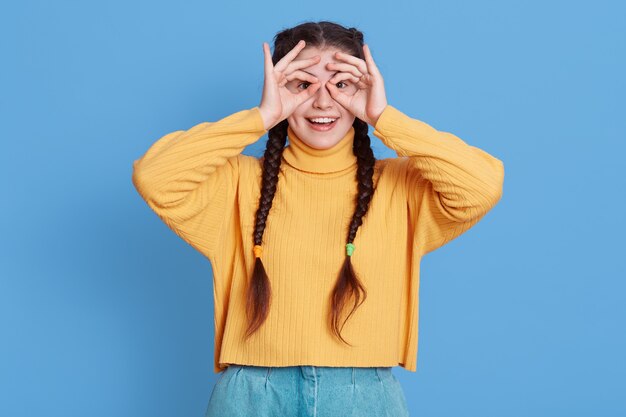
296;82;321;104
326;82;349;108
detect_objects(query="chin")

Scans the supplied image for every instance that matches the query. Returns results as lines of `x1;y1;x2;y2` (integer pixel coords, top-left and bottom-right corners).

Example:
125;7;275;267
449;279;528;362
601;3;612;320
291;119;353;150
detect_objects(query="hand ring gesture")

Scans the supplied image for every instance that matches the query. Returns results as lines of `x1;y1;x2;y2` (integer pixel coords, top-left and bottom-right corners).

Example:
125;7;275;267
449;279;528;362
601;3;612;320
325;44;388;127
258;40;322;130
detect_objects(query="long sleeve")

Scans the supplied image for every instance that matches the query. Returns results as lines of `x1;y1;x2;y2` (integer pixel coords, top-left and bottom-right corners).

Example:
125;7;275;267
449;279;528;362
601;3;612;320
131;106;267;260
372;104;505;256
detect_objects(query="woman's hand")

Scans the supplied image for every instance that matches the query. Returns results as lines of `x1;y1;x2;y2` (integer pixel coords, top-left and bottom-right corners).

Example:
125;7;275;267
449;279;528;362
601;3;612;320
258;40;322;131
325;44;388;127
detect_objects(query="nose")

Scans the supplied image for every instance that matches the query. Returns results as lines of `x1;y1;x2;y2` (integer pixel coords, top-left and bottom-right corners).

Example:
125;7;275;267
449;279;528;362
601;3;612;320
312;82;334;110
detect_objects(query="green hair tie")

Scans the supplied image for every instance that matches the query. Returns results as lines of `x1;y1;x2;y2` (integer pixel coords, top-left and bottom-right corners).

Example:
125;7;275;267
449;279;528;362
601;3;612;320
346;243;355;257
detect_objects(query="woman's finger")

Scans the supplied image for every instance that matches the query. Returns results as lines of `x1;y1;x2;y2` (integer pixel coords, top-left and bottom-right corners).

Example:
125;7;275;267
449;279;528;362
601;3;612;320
284;55;321;74
326;62;363;78
295;82;321;104
274;40;307;73
330;71;370;91
263;42;274;78
333;51;368;75
329;71;361;85
281;70;318;85
325;81;351;108
362;44;381;78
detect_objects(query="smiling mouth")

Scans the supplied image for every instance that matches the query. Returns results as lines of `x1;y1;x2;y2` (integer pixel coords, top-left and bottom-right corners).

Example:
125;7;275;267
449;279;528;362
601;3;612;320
306;118;338;131
307;117;338;123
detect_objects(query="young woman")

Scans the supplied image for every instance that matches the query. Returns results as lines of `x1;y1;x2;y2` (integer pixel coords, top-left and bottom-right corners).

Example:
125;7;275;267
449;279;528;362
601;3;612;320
132;20;504;417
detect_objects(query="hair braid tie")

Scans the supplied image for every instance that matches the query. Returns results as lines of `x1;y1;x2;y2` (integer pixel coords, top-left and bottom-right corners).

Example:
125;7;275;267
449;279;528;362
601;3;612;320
255;244;352;257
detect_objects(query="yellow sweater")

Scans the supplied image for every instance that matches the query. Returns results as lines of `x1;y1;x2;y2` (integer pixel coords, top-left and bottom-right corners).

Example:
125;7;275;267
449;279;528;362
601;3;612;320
132;104;505;374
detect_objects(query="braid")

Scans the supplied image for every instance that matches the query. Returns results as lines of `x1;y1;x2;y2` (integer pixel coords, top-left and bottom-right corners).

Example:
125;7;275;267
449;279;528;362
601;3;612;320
348;27;364;44
346;119;375;242
244;119;288;340
329;117;376;345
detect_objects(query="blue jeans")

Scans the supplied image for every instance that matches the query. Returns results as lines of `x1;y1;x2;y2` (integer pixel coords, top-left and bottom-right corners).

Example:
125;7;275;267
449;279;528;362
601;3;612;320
205;364;410;417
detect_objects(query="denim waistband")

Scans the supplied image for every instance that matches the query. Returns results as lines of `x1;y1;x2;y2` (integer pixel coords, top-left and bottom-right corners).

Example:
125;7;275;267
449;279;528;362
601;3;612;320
228;364;394;385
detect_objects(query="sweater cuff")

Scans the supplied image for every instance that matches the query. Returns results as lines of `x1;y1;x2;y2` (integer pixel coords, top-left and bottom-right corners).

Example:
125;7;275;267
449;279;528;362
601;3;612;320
372;105;442;157
251;106;269;133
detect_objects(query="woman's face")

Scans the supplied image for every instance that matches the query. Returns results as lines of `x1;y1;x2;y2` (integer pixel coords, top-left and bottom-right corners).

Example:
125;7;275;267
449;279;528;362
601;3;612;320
286;46;358;150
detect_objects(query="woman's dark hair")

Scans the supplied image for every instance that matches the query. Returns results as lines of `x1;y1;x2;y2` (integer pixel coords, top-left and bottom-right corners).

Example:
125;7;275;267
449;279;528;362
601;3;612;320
245;21;376;346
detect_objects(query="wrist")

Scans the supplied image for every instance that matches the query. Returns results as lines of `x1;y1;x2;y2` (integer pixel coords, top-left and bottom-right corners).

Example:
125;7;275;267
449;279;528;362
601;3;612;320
258;106;276;131
371;104;389;129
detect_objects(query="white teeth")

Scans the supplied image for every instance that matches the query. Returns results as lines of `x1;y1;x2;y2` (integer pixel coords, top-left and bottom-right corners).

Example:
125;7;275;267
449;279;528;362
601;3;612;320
309;117;336;123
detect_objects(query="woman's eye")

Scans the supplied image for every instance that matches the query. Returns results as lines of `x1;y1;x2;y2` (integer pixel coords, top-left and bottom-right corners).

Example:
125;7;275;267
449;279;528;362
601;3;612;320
297;80;347;89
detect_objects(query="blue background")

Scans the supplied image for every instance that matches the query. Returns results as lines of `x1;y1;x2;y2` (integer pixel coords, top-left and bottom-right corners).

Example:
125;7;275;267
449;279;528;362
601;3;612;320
1;0;624;416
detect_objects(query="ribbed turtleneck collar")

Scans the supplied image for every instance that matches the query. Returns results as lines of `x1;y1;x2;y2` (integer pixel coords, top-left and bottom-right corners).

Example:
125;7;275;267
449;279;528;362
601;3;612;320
282;125;358;173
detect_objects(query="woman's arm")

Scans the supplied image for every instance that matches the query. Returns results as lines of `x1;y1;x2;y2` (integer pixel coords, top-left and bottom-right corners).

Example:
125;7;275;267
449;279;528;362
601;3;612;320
372;104;505;256
131;107;267;260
